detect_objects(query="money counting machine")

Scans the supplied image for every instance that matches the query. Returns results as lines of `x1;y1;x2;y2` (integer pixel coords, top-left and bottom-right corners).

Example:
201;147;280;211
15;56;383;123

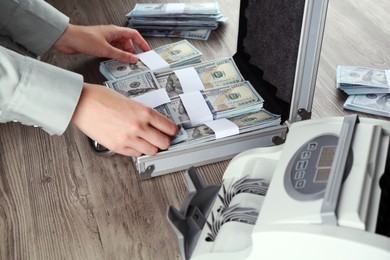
168;115;390;260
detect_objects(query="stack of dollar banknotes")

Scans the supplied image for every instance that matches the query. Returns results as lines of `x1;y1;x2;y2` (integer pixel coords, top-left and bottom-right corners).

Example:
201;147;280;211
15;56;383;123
337;65;390;117
126;3;227;41
100;40;281;150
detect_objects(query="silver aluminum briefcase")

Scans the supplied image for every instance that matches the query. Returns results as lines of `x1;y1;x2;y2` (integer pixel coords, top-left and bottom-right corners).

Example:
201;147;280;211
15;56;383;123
90;0;329;180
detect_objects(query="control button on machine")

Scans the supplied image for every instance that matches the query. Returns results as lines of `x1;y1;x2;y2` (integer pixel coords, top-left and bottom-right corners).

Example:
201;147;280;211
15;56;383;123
301;151;311;159
295;180;306;189
296;160;308;170
294;171;305;180
307;142;318;150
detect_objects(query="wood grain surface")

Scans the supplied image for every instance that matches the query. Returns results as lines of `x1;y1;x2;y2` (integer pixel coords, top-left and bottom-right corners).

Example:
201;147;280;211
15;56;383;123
0;0;389;259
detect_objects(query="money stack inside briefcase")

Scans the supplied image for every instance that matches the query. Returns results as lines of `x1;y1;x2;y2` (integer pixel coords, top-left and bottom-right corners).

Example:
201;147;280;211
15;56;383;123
91;0;329;180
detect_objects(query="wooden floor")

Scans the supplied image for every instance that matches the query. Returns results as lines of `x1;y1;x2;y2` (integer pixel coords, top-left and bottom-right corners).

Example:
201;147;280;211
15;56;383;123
0;0;389;259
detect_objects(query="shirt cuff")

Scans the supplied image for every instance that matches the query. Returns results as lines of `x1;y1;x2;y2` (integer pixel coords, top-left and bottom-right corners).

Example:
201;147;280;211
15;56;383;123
0;54;83;135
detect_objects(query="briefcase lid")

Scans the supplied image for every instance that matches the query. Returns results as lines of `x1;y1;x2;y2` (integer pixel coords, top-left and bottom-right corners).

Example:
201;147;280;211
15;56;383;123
234;0;329;123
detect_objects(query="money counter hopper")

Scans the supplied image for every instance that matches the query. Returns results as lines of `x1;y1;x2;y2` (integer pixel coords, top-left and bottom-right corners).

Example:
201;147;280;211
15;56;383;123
167;115;390;259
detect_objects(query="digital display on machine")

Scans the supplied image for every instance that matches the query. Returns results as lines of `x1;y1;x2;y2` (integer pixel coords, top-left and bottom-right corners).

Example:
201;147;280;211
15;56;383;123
314;146;337;183
317;146;336;167
314;168;331;183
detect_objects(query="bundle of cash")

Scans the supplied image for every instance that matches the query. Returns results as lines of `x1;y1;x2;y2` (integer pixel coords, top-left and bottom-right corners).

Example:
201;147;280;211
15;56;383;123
126;3;227;40
343;93;390;118
169;109;281;149
156;57;245;98
100;40;203;80
170;81;265;128
336;65;390;95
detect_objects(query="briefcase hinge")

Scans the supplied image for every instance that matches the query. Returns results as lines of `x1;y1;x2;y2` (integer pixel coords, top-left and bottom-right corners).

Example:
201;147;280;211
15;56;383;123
298;108;312;120
139;164;155;180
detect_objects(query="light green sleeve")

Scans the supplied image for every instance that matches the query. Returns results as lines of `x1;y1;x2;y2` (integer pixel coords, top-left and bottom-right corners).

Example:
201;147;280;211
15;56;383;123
0;0;69;55
0;0;84;135
0;46;84;135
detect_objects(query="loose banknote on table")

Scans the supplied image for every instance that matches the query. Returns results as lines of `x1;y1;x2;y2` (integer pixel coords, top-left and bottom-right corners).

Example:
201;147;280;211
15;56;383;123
336;65;390;95
343;93;390;118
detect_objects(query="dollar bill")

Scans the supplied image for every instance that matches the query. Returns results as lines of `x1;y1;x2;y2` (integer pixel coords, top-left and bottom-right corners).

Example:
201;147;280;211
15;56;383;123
170;97;191;127
170;109;281;149
337;65;390;94
155;39;203;65
343;93;390;117
154;105;188;144
228;109;281;131
204;81;264;117
127;3;221;17
138;29;211;41
100;40;203;80
100;59;150;81
155;57;245;98
104;70;161;97
170;81;264;128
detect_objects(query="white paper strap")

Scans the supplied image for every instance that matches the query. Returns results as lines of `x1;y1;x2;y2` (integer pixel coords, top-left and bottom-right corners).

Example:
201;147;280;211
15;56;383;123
179;92;213;126
385;70;390;88
166;3;185;14
204;119;240;139
137;50;170;71
133;89;170;108
174;67;205;93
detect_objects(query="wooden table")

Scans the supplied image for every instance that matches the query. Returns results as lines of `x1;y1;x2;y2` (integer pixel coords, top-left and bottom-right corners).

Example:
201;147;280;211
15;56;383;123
0;0;389;259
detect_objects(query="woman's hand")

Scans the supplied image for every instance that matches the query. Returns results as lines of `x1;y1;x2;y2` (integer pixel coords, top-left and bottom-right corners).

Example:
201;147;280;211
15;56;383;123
54;24;150;63
71;83;178;157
